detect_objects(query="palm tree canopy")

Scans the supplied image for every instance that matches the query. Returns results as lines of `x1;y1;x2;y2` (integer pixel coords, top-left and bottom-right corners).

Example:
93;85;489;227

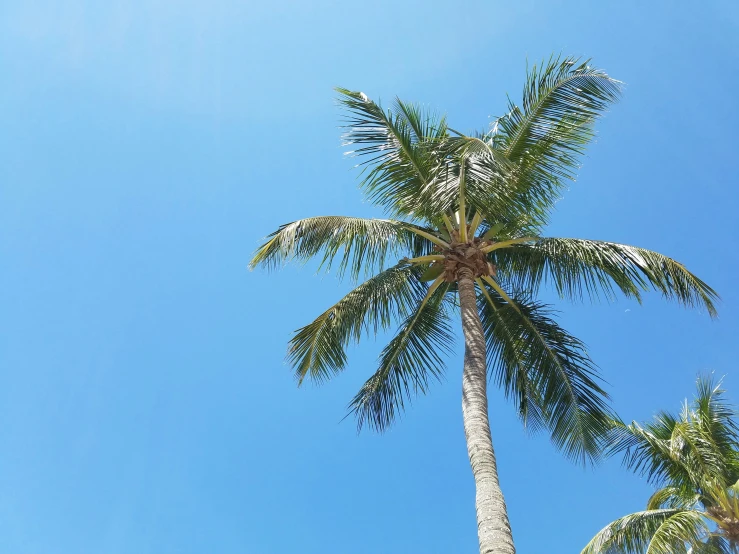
250;56;718;466
583;376;739;554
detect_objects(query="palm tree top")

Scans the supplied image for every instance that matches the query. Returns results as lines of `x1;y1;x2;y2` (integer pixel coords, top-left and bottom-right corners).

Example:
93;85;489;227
252;56;716;308
250;56;718;467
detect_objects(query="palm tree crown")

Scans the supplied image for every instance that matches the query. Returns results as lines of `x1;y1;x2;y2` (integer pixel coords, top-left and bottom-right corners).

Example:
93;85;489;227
251;56;716;460
583;376;739;554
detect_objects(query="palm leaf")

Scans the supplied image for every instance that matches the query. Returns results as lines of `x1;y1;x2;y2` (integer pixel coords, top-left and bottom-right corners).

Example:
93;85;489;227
392;97;447;143
477;281;613;464
581;509;704;554
646;511;711;554
495;55;622;217
336;88;448;219
476;279;544;434
496;238;718;316
608;413;698;492
672;418;732;494
348;279;454;432
288;264;426;384
249;216;433;281
693;376;739;474
648;486;702;511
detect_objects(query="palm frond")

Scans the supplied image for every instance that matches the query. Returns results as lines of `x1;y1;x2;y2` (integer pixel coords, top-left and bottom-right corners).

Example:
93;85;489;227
476;279;544;433
348;279;454;432
608;379;739;497
670;377;739;492
336;88;448;219
693;376;739;473
581;509;703;554
393;97;447;143
249;216;433;281
671;419;732;494
477;281;613;464
648;487;702;511
495;55;622;217
496;238;718;316
608;413;697;491
288;264;426;384
646;511;711;554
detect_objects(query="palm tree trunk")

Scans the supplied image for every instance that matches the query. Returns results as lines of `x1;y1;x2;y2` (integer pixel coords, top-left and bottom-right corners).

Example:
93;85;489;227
457;268;516;554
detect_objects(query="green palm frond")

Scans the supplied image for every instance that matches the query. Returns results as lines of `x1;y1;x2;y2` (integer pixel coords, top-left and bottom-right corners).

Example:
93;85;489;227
609;413;698;492
671;419;732;494
647;511;711;554
476;280;544;434
392;97;447;143
249;216;433;280
477;281;612;464
288;264;426;384
348;279;455;432
648;487;702;511
336;88;448;219
608;376;739;494
693;377;739;472
495;55;622;216
581;509;707;554
495;238;718;316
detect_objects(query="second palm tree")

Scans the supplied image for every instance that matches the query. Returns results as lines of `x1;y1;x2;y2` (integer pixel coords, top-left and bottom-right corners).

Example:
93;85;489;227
582;376;739;554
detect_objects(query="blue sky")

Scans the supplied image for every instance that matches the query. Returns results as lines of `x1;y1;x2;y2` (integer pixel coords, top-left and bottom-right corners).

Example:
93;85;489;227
1;1;738;553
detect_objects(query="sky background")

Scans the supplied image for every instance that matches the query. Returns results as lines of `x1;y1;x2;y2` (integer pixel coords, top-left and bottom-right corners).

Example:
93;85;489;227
1;1;738;553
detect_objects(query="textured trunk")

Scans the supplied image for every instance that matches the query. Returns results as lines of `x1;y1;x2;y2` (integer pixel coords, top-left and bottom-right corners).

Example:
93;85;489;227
457;268;516;554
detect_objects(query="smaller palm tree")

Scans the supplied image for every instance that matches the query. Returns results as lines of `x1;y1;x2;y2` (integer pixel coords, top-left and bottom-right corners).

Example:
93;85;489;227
582;376;739;554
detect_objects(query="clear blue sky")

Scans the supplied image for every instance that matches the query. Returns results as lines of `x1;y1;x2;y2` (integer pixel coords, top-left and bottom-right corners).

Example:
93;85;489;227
1;1;738;553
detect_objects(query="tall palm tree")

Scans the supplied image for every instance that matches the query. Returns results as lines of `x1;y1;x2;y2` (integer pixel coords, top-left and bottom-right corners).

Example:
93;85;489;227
250;57;718;554
582;376;739;554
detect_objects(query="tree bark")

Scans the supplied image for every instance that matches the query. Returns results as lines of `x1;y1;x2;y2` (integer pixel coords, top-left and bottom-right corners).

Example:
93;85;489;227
457;268;516;554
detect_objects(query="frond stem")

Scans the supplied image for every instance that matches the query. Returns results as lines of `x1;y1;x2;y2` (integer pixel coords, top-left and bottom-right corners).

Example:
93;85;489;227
481;275;522;315
458;160;467;243
481;236;538;253
406;255;445;264
441;213;456;234
404;227;450;249
468;211;483;238
380;275;447;372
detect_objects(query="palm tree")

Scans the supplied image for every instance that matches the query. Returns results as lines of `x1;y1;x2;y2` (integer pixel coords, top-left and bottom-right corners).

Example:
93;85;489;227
250;56;718;554
582;376;739;554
